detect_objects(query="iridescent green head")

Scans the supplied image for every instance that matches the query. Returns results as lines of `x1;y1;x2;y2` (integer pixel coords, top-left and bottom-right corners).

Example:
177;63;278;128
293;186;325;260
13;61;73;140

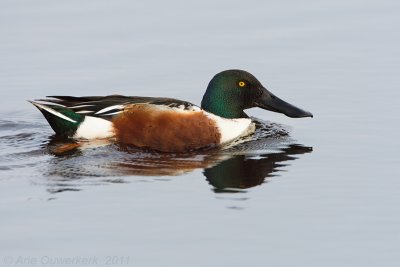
201;69;313;119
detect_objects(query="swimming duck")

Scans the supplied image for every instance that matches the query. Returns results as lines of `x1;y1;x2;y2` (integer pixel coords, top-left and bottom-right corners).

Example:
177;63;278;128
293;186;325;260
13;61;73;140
30;69;312;152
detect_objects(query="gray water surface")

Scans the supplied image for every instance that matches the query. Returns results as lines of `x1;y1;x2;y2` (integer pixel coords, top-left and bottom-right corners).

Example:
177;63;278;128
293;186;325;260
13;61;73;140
1;1;399;266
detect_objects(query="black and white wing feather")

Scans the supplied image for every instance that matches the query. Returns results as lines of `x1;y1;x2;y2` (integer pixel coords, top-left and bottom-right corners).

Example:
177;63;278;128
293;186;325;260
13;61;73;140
38;95;199;120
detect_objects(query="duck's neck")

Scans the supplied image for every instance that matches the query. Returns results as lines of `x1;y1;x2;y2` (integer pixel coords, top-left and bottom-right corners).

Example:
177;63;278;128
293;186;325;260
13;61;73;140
201;87;245;119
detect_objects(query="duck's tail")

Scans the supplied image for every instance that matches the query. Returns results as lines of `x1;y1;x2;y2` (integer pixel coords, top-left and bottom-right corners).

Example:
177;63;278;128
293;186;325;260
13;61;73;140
29;101;84;137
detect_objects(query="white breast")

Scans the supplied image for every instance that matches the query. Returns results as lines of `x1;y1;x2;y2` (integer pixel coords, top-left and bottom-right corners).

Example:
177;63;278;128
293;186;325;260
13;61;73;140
204;112;255;144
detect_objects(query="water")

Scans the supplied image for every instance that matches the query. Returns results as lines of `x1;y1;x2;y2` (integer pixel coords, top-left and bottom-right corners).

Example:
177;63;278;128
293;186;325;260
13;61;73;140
1;0;399;266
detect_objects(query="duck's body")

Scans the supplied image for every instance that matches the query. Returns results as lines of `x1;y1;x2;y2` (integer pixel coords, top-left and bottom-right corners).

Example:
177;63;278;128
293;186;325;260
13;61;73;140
31;96;254;152
31;70;312;152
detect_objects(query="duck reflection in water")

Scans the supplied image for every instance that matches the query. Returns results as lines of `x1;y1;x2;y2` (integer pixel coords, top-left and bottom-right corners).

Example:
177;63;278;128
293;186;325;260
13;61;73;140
204;145;312;193
45;135;312;194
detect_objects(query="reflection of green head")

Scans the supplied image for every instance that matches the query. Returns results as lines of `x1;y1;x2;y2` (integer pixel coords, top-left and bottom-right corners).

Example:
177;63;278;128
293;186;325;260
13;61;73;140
203;145;313;193
203;155;267;193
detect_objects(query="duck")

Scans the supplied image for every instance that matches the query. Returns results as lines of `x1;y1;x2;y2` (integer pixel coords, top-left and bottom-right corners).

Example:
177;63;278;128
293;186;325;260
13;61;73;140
30;69;313;152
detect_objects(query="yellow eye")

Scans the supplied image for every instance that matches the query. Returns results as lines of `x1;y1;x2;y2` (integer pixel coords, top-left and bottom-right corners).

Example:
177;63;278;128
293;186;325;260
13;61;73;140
238;81;245;87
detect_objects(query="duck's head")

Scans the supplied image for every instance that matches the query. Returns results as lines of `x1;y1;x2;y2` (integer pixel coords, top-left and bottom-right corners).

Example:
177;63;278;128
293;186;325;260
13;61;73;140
201;69;313;119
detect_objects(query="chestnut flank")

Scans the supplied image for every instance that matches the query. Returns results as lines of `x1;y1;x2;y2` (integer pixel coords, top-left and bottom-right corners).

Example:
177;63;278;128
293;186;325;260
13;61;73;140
112;105;221;152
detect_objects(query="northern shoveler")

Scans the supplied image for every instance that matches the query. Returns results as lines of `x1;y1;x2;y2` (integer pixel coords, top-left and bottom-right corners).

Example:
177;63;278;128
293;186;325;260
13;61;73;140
30;69;312;152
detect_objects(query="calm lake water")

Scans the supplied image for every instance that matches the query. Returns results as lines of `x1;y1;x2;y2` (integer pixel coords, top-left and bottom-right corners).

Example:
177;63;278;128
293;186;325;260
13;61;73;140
1;1;399;266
